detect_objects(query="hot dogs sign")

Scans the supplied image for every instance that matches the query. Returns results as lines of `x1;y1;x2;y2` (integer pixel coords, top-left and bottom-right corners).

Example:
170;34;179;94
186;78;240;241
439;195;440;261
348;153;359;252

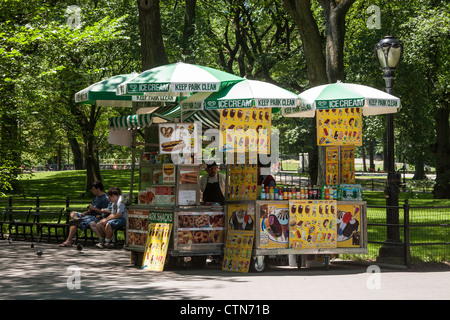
159;123;198;154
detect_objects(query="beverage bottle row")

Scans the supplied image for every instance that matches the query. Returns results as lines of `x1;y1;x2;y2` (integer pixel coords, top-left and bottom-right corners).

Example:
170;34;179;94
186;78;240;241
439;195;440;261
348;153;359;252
259;184;362;201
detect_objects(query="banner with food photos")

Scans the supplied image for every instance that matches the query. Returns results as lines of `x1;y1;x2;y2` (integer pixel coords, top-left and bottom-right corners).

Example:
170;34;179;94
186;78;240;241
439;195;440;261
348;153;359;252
259;202;289;249
159;123;198;154
326;146;339;185
337;203;362;248
228;163;258;201
288;200;337;249
222;230;254;273
316;108;362;146
219;107;271;155
340;145;355;184
142;223;172;271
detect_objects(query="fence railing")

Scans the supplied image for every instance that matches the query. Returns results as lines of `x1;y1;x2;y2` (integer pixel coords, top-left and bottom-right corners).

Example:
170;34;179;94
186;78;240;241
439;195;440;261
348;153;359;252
2;196;448;267
367;200;450;267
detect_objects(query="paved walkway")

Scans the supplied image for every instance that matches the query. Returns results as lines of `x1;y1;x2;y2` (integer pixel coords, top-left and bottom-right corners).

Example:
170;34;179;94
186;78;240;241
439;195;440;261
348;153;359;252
1;240;449;301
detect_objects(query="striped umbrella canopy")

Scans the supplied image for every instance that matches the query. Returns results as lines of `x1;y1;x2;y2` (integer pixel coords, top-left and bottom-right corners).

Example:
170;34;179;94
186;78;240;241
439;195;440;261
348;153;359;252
75;73;137;107
108;105;220;130
179;79;299;110
116;62;244;97
282;82;401;118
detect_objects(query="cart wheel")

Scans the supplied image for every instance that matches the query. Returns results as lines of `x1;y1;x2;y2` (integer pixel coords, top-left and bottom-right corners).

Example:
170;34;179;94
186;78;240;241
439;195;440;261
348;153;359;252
251;256;265;273
323;255;330;271
191;256;207;268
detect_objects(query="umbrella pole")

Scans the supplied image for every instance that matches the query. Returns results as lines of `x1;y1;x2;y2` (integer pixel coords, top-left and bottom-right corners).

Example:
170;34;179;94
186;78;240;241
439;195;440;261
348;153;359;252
129;129;137;205
129;102;138;205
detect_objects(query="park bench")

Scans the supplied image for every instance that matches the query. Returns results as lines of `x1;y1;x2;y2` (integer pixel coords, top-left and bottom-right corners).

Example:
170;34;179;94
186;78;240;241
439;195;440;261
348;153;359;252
4;207;38;241
37;207;69;243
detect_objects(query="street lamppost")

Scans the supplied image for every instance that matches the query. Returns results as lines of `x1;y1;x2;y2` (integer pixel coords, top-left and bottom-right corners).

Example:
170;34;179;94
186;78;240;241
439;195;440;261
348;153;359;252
374;33;403;261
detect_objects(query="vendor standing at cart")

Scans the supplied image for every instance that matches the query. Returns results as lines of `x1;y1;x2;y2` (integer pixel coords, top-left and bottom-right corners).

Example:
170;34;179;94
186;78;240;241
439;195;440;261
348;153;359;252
200;162;226;204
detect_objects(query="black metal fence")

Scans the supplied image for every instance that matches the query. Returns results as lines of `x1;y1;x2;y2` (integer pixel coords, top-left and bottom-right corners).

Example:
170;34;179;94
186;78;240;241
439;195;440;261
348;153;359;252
367;200;450;267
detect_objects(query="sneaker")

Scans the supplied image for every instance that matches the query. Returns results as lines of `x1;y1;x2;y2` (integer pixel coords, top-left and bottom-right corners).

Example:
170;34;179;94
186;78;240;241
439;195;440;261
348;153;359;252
96;238;105;248
104;239;114;248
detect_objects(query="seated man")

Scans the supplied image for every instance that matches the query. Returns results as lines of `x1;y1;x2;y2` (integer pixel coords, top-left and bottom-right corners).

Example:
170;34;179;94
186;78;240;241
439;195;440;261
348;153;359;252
94;186;126;249
58;181;110;247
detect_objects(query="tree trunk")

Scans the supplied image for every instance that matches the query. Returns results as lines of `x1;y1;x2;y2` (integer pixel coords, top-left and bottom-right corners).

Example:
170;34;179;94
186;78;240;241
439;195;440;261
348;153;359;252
369;139;375;171
182;0;197;61
318;0;355;83
283;0;355;185
137;0;169;147
68;136;83;170
433;106;450;198
137;0;169;71
283;0;328;87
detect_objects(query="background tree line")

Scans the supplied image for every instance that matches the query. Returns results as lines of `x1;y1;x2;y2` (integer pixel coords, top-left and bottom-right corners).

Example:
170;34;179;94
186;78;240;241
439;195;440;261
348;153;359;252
0;0;448;198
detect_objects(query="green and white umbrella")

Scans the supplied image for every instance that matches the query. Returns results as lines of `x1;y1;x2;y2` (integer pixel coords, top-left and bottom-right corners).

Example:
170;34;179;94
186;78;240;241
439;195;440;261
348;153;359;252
180;79;299;110
116;62;244;97
75;73;137;107
75;73;177;107
282;82;401;118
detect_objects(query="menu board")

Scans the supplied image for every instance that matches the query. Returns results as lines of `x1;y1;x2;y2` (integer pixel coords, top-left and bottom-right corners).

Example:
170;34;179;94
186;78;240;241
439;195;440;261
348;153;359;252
227;203;255;231
228;163;258;201
138;186;175;206
340;145;355;184
222;230;254;273
177;211;225;246
142;223;173;271
127;209;149;248
259;202;289;249
159;123;198;155
326;146;339;185
219;107;271;155
337;203;362;247
289;200;337;249
317;108;362;146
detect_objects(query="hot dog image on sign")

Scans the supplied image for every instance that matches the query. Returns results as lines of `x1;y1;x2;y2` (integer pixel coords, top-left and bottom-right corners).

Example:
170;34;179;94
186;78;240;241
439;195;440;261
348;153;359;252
159;123;198;154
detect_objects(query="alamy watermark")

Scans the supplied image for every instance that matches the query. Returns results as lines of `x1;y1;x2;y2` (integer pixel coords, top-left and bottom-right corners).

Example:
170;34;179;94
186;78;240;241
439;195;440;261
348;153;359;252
66;265;81;290
366;265;381;289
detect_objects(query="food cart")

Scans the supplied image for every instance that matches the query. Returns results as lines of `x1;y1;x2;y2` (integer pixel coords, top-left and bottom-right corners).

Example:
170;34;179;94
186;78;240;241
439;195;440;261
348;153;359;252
110;103;369;272
115;117;227;269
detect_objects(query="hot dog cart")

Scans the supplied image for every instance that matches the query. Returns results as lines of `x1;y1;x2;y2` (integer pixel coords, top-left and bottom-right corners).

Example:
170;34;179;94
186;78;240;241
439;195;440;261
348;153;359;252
115;106;368;272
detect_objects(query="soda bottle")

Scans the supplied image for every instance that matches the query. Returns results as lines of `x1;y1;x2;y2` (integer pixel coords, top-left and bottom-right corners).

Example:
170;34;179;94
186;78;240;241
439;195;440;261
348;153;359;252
265;186;270;200
260;184;266;200
269;186;274;200
325;185;330;200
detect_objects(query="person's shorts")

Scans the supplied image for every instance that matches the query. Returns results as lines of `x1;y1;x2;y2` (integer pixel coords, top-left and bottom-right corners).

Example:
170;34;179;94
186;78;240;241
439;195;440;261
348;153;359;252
107;217;126;230
74;213;98;230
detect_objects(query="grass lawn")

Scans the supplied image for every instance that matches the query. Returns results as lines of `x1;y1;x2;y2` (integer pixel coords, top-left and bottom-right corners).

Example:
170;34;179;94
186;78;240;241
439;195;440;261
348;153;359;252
14;169;139;201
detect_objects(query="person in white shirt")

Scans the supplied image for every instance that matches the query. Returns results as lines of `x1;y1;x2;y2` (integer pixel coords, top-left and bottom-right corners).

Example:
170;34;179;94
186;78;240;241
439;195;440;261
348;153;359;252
93;186;126;248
